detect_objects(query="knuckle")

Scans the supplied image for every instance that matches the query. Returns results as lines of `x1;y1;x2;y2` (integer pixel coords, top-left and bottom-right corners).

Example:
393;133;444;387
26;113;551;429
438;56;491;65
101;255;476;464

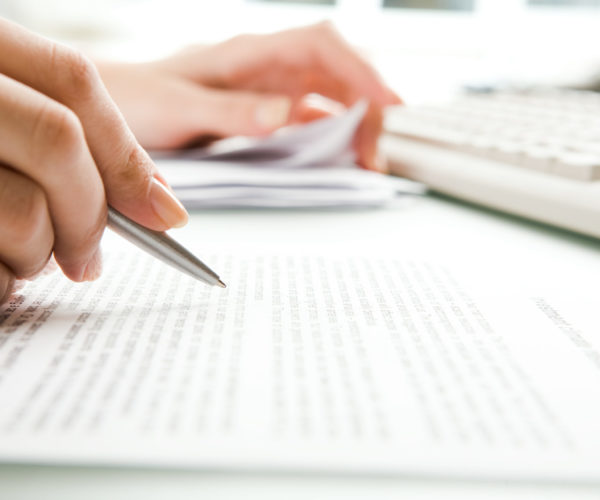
30;101;84;167
50;44;100;99
314;20;336;36
226;33;255;49
106;146;152;202
305;21;339;63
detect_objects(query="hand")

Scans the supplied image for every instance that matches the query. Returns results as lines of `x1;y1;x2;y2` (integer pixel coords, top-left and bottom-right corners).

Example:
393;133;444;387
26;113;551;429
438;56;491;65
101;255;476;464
0;18;188;304
97;22;401;171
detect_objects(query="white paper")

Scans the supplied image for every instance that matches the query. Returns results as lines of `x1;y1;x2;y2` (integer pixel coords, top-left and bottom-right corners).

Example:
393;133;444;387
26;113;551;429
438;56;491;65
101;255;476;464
157;163;421;209
1;234;600;480
154;101;424;208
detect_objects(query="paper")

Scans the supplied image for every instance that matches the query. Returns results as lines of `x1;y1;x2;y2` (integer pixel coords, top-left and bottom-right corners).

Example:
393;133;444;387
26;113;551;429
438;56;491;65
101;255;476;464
155;164;420;209
154;101;423;208
1;235;600;480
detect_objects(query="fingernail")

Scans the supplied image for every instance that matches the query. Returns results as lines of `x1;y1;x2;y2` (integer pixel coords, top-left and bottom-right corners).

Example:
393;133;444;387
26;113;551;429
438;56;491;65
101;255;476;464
149;178;188;229
83;247;103;282
256;98;291;131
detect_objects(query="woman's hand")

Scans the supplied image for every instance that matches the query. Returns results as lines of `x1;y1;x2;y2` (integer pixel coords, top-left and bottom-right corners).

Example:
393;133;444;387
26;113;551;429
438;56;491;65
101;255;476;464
97;22;401;171
0;18;188;304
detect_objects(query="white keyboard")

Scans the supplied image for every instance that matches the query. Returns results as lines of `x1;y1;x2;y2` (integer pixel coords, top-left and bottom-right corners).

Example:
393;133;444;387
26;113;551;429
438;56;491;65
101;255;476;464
381;88;600;238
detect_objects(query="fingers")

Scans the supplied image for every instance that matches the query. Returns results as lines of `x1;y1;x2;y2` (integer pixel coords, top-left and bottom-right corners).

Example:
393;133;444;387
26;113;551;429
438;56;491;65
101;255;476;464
159;22;401;109
152;22;398;170
286;24;394;170
301;22;401;107
293;97;386;172
0;73;105;281
0;166;54;280
223;23;399;107
0;262;16;306
0;17;187;232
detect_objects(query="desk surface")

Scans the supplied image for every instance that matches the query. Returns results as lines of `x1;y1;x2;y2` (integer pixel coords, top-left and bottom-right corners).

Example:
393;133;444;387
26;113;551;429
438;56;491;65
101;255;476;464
1;194;599;500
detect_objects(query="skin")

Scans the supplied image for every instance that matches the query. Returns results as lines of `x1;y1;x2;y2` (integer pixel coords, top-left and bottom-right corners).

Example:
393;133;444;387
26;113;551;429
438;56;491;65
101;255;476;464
0;19;400;305
96;22;402;169
0;17;188;303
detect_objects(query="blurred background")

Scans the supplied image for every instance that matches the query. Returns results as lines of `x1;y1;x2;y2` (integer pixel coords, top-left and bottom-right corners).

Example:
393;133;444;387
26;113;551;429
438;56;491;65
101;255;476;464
1;0;600;102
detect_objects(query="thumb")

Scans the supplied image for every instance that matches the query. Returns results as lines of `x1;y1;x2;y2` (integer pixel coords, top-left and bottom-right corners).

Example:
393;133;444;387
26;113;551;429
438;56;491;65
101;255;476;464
181;86;292;138
101;142;188;232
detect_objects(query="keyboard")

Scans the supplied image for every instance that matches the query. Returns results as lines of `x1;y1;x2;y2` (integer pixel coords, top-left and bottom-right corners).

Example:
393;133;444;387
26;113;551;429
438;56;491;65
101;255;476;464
381;88;600;238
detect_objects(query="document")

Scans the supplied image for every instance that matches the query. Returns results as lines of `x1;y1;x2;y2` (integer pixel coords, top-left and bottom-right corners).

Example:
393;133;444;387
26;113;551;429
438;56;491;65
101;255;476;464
154;101;424;208
1;235;599;480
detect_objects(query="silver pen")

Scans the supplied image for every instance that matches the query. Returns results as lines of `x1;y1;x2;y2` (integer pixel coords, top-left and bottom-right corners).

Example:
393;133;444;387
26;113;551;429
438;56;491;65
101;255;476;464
107;206;226;288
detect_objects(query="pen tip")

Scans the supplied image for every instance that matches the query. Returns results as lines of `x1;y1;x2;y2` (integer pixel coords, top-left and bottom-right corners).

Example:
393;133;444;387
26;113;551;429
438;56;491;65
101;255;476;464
217;279;227;289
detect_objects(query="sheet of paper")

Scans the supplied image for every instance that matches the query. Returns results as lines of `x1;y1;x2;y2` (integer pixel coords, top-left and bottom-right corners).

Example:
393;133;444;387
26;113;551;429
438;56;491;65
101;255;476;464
1;231;600;480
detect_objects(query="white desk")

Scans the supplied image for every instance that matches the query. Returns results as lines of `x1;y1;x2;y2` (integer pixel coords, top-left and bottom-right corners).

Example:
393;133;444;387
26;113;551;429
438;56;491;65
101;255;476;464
1;194;599;499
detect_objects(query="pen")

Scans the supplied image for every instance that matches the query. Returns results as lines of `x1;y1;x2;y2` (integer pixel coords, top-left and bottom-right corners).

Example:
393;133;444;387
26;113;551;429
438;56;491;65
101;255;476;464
106;206;226;288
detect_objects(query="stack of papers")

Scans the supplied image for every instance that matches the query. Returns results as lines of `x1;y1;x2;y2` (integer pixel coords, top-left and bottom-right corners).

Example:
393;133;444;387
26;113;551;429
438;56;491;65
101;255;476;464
154;101;423;208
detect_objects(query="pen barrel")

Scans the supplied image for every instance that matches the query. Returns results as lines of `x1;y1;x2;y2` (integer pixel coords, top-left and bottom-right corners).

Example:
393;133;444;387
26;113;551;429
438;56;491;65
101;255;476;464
107;207;222;286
